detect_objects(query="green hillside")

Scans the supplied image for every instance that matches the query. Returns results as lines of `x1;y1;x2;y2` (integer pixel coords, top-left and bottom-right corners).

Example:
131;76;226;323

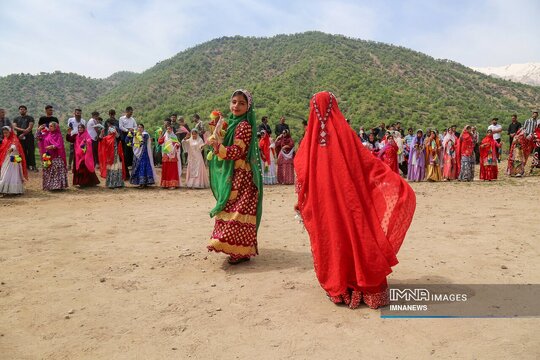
1;32;538;137
88;32;539;136
0;71;138;121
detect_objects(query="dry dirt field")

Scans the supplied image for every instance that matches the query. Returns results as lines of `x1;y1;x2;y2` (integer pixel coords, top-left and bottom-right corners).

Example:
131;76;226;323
1;166;539;359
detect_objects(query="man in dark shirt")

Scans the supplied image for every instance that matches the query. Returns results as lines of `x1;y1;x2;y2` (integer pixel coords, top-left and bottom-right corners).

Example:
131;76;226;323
0;108;13;144
275;116;290;136
451;124;460;139
170;113;179;134
375;122;386;142
38;105;59;128
104;109;119;135
13;105;37;171
258;116;272;136
507;114;521;145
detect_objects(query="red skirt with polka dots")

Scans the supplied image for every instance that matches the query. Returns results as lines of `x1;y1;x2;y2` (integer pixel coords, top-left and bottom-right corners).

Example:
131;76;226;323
208;167;259;259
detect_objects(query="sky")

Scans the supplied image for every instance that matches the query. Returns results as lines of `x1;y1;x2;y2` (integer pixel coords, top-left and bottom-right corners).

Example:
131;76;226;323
0;0;538;78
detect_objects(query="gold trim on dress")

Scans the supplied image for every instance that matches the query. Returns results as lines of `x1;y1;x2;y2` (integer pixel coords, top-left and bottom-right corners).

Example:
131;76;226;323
234;139;247;150
208;238;256;256
216;211;257;225
234;159;251;171
218;144;227;159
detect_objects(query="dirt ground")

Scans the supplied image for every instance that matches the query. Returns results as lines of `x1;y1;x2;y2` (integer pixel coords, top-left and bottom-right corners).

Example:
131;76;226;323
1;166;539;359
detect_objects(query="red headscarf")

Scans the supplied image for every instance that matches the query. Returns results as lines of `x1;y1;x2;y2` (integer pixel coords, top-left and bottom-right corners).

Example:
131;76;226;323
479;133;498;164
294;92;416;296
0;127;28;180
259;130;271;166
74;128;95;172
455;126;473;175
98;132;126;179
276;131;294;155
378;138;399;173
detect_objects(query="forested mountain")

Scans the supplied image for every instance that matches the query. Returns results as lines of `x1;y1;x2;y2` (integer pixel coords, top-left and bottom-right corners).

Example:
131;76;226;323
87;32;540;134
0;71;137;121
1;32;538;136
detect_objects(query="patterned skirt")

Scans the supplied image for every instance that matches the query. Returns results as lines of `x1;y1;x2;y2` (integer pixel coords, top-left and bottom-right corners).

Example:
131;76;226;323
277;157;295;185
480;164;498;181
531;147;540;170
208;167;258;260
130;153;155;185
43;158;68;191
106;160;124;188
458;155;475;181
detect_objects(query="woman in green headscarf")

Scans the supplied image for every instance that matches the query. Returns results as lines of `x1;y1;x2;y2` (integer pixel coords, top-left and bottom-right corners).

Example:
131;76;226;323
207;89;263;264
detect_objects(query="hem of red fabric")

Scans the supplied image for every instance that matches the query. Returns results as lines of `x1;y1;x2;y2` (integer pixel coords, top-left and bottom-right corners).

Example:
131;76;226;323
327;288;389;310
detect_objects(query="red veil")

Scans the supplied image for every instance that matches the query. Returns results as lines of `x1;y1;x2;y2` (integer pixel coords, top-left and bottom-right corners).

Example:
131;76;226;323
479;134;498;163
259;131;271;166
0;128;28;180
294;92;416;297
98;133;126;180
455;127;472;176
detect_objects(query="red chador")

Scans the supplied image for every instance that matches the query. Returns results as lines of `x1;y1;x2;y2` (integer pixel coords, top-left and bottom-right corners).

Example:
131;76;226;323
294;92;416;309
479;132;501;181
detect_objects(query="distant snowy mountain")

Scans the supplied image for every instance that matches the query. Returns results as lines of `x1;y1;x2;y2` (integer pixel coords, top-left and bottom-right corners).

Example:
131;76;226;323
472;63;540;86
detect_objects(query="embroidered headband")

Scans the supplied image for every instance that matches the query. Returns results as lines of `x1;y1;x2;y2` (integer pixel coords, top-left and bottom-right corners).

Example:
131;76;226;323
232;89;253;110
311;92;336;147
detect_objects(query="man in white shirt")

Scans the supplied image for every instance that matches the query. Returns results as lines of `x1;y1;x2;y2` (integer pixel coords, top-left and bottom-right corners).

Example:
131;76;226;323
86;111;102;165
66;108;86;170
487;118;503;162
119;106;137;170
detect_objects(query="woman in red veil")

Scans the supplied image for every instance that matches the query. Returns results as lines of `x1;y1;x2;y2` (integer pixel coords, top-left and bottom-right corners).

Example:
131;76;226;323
294;92;416;309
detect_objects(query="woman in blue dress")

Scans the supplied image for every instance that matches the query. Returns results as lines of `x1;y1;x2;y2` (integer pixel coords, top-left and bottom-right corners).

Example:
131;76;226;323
130;124;157;187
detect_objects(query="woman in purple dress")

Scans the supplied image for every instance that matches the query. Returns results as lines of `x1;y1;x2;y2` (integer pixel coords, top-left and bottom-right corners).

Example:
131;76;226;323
407;129;425;182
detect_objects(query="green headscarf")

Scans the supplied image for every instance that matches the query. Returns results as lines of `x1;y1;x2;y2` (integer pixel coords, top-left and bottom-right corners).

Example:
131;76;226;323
209;89;263;230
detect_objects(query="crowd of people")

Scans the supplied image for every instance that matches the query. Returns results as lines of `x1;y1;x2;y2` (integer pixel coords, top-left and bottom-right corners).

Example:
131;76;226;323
0;104;302;196
358;111;540;182
0;104;538;197
0;105;211;193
